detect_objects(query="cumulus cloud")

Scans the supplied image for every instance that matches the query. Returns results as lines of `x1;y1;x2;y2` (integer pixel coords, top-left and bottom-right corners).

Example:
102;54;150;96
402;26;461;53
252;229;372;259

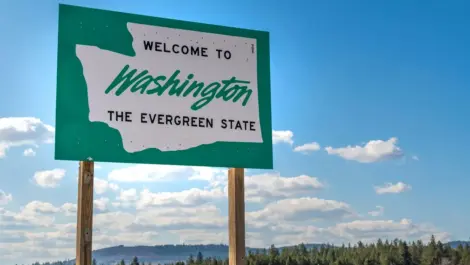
412;155;419;161
129;205;227;231
107;164;229;190
186;167;226;187
112;172;326;209
0;117;54;158
60;203;77;216
23;148;36;157
328;218;449;243
94;197;110;212
270;218;447;247
0;201;58;229
375;182;412;194
0;190;13;205
272;130;294;145
248;197;355;222
32;169;66;188
294;142;321;154
244;173;325;203
325;137;404;163
109;165;198;182
114;188;139;208
368;206;384;217
1;190;450;265
0;223;76;264
136;188;225;209
22;201;60;215
0;162;445;264
94;178;119;195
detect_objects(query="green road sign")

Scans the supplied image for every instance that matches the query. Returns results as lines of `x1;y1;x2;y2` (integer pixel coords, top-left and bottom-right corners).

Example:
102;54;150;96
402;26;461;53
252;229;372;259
55;4;273;169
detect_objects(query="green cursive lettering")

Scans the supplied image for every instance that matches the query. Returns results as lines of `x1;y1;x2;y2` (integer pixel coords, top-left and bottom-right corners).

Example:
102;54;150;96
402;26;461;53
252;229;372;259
105;65;253;111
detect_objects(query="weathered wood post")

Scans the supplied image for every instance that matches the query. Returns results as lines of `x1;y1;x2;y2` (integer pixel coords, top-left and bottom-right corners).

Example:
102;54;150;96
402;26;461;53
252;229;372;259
228;168;246;265
76;161;94;265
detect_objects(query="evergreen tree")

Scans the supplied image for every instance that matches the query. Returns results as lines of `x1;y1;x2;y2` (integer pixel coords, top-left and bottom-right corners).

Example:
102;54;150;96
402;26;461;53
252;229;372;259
422;235;438;265
27;238;470;265
299;244;308;256
286;256;292;265
131;256;140;265
400;242;412;265
187;254;195;265
197;252;204;264
269;245;280;258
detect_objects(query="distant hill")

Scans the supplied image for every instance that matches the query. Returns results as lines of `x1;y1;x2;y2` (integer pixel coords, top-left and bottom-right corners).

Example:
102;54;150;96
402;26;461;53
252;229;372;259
89;243;325;265
60;241;469;265
447;240;470;248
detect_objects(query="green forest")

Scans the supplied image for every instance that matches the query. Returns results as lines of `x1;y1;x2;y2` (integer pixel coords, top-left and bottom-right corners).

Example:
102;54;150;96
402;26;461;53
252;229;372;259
30;236;470;265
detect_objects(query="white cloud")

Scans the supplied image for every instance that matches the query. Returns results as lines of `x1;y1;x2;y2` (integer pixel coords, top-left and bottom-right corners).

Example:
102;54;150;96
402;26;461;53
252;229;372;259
294;142;321;154
272;130;294;145
412;155;419;161
60;203;77;216
113;172;327;210
187;167;226;187
244;173;325;203
127;205;227;231
0;201;60;229
0;117;54;158
0;190;13;205
32;169;66;188
94;178;119;195
368;206;384;217
94;197;110;212
115;188;139;207
22;201;60;215
136;188;225;209
110;170;327;209
328;218;448;243
248;197;355;222
0;208;55;229
268;218;448;247
375;182;412;194
0;222;77;264
0;189;450;265
94;211;136;231
325;137;404;163
107;164;229;191
173;229;227;245
23;148;36;157
108;164;194;182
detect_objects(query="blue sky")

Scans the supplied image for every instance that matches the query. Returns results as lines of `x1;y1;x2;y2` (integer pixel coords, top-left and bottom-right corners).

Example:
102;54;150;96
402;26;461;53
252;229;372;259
1;0;469;264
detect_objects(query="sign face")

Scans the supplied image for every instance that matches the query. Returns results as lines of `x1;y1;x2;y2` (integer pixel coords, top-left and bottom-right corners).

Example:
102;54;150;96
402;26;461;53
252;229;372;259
55;4;273;169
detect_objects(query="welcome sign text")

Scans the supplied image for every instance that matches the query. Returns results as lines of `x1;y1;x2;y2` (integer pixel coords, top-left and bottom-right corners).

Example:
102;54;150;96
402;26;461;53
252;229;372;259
75;22;263;153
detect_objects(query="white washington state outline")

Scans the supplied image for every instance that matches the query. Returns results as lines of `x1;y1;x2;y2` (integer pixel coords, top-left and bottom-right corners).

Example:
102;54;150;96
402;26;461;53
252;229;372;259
76;22;262;153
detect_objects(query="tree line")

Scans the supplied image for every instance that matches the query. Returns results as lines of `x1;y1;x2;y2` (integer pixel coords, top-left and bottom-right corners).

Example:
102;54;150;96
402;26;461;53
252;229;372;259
28;235;470;265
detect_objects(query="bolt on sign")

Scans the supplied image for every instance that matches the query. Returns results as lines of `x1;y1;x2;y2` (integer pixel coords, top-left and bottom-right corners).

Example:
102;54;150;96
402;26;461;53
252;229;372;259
55;4;273;169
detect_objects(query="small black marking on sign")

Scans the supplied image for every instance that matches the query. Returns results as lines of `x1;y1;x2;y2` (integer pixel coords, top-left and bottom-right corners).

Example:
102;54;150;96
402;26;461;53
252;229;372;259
251;44;254;54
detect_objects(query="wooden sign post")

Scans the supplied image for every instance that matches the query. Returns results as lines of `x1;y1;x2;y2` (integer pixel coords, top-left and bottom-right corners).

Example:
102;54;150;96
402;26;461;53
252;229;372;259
76;161;95;265
228;168;246;265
